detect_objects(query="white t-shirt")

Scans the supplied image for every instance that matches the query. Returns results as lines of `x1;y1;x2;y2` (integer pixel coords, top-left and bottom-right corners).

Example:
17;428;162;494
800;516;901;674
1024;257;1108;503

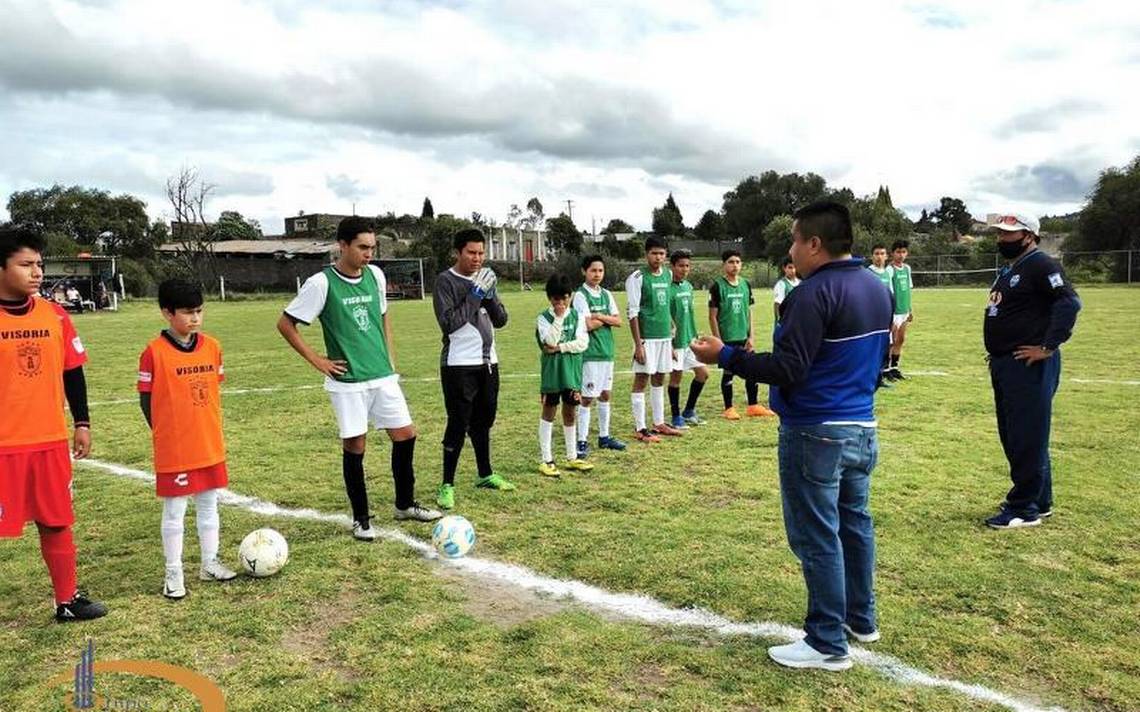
772;277;801;305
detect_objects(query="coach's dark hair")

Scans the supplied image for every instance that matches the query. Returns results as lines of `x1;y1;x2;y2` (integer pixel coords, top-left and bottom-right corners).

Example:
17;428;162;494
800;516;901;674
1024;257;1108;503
781;255;794;268
158;278;204;312
670;249;692;265
545;273;574;299
581;254;605;271
644;235;668;252
871;243;886;252
336;216;375;244
0;225;45;265
453;228;486;251
721;249;742;262
792;201;854;256
891;239;909;251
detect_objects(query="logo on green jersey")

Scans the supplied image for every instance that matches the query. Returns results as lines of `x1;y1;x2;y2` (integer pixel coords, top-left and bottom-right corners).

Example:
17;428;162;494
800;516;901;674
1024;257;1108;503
352;304;371;332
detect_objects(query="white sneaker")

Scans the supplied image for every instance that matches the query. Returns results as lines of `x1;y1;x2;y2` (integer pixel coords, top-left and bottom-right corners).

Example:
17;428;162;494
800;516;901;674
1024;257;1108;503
394;502;443;522
842;623;881;643
163;566;186;600
767;639;852;671
199;559;238;582
352;520;378;541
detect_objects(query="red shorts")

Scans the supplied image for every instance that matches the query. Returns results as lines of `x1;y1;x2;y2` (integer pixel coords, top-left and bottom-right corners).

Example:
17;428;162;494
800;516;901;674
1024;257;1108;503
0;442;74;538
156;462;229;497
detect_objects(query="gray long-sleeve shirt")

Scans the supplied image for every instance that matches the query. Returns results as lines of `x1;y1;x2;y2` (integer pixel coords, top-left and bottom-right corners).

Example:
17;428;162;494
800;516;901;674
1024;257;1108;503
433;267;509;367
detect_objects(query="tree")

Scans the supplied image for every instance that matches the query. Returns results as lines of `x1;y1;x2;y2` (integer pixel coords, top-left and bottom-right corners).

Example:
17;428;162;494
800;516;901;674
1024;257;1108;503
651;192;685;237
167;167;217;285
914;208;934;234
522;197;545;231
421;197;435;220
6;184;151;255
849;190;911;241
763;215;795;263
209;211;262;242
1074;155;1140;252
601;218;635;235
402;214;476;276
545;213;582;254
721;171;831;256
931;197;973;236
693;210;726;242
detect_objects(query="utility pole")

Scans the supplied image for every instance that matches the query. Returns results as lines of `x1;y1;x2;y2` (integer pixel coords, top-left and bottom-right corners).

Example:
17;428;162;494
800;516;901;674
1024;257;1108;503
564;199;575;223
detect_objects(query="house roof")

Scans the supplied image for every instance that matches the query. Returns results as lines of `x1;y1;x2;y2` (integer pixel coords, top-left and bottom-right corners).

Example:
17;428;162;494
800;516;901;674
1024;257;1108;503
157;239;335;256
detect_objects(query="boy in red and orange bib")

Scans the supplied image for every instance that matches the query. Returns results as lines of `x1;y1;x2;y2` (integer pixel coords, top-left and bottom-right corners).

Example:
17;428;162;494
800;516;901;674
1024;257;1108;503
0;226;107;621
138;279;237;600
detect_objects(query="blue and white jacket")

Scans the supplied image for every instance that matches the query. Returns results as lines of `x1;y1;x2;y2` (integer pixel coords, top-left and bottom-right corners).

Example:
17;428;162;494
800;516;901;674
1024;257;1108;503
718;258;892;426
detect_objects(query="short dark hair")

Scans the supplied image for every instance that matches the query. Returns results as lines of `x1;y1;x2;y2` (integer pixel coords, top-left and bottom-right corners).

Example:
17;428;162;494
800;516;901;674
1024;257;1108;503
580;254;605;271
453;228;485;251
670;249;692;265
871;243;886;252
644;235;668;252
891;240;909;251
158;278;203;312
545;273;574;299
792;201;853;256
0;225;45;265
781;255;794;268
721;249;742;262
336;216;375;244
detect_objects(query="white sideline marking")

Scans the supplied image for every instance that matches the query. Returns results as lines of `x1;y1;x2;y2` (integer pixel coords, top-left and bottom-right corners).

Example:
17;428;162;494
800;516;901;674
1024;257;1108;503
1071;378;1140;386
79;457;1065;712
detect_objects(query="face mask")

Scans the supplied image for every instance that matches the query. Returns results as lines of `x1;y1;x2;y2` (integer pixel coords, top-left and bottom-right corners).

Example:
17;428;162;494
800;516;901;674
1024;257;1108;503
997;237;1027;259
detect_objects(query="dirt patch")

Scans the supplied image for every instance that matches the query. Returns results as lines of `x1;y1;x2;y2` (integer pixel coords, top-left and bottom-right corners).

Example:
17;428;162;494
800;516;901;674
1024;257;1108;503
433;565;575;628
282;588;362;681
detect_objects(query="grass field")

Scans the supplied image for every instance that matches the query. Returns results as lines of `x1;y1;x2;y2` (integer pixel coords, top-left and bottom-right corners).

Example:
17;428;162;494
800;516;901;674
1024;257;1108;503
2;285;1139;711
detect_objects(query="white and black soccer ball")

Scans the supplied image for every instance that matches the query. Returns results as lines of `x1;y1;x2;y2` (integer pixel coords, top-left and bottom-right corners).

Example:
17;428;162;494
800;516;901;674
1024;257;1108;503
431;515;476;559
238;528;289;577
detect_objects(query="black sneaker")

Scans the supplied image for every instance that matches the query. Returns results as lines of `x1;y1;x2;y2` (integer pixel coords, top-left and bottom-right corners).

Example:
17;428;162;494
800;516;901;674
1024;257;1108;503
984;509;1041;529
889;368;905;380
55;591;108;622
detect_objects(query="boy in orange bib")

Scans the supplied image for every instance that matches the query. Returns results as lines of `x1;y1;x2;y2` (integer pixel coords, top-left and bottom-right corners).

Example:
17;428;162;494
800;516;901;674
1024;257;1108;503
138;279;237;600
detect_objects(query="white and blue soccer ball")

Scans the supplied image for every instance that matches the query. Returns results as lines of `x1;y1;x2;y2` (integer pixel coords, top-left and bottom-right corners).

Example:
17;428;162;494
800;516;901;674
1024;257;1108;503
431;515;476;559
238;528;289;577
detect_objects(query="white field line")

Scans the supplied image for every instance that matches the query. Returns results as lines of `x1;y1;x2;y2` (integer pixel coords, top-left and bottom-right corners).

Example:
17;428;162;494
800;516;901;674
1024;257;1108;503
79;457;1066;712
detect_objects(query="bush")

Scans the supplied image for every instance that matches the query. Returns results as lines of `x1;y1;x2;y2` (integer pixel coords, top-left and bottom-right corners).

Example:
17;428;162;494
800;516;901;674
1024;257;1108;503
116;257;157;297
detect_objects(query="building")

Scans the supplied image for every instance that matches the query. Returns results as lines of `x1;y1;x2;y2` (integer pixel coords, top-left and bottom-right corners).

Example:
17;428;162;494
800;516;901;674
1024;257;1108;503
485;226;551;262
284;212;354;237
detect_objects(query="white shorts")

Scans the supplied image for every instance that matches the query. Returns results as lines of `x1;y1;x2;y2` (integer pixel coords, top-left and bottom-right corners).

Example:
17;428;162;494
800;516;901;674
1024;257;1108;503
671;346;702;372
328;375;412;438
892;314;910;329
581;361;615;398
632;338;673;375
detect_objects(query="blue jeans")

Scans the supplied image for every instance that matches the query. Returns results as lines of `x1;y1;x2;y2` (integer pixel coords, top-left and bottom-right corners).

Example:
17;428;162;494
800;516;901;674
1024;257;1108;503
778;424;878;656
989;352;1061;516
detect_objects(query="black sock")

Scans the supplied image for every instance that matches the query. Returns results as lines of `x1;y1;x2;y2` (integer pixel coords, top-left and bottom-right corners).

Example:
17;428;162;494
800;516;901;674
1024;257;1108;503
469;427;493;478
721;373;733;408
391;437;416;510
342;450;370;524
441;441;461;486
890;354;900;369
668;386;681;419
685;379;705;413
745;380;759;406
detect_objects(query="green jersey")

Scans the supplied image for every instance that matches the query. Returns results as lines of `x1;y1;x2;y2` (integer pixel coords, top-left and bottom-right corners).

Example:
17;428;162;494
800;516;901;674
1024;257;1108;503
773;276;799;324
711;276;752;342
670;280;697;348
316;266;394;383
629;267;672;339
574;285;616;362
536;308;583;393
868;265;892;290
890;264;913;314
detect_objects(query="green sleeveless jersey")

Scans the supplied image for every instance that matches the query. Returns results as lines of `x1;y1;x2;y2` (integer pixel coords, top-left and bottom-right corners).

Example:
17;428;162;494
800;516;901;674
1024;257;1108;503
890;264;912;314
577;285;615;362
775;276;798;324
868;265;892;288
536;308;583;393
318;266;394;382
713;276;751;342
637;268;673;339
670;280;697;348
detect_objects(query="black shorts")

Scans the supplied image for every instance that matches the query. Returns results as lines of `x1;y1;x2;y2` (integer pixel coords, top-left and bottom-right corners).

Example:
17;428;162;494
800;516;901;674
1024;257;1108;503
541;390;580;407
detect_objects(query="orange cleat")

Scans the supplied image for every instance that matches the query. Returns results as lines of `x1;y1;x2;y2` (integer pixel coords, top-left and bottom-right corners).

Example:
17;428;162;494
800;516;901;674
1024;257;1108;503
746;404;776;417
723;407;742;421
634;429;662;443
652;423;685;437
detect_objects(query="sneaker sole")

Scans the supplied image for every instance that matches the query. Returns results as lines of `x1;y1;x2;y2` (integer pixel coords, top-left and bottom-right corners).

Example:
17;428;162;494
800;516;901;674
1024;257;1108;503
394;513;443;522
163;589;186;600
843;625;881;643
986;518;1042;529
199;573;237;582
767;651;853;671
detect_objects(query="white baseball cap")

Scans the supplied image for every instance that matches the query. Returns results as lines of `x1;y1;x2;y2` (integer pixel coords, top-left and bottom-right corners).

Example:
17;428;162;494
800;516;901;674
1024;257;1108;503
992;213;1039;235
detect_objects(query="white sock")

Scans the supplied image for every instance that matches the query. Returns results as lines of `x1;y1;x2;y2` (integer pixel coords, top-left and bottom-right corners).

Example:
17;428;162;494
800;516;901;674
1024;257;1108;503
161;496;188;569
598;401;612;438
539;419;554;463
564;425;577;460
194;489;220;563
650;385;665;426
631;391;646;431
577;406;591;442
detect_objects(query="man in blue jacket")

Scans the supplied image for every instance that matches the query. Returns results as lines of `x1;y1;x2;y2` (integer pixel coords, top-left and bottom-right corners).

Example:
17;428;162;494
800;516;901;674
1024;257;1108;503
692;201;892;671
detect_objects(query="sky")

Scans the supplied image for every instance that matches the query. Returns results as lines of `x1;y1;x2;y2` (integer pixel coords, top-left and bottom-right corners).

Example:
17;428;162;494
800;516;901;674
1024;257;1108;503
1;0;1138;234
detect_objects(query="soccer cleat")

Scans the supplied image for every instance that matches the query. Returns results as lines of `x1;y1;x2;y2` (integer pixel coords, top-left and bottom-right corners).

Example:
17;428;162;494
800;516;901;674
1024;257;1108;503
842;623;881;643
767;639;852;671
670;415;689;429
984;509;1041;529
889;368;905;381
56;591;109;622
652;422;684;437
746;404;776;417
563;458;595;472
352;519;378;541
598;435;627;451
722;406;742;421
163;567;186;600
436;483;455;510
576;440;589;459
538;461;561;477
199;559;238;582
476;473;517;491
682;410;705;426
395;501;443;522
634;429;661;443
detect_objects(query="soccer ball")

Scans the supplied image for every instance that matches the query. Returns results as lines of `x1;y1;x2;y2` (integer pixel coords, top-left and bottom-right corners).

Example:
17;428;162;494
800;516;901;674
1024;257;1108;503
431;515;476;559
238;528;289;578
